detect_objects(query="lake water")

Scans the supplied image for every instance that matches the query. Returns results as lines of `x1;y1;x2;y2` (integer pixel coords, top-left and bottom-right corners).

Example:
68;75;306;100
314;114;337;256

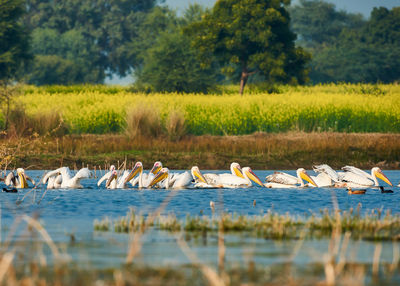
1;170;400;271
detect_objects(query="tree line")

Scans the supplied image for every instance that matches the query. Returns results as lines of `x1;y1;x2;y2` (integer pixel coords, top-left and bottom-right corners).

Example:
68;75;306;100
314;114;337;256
1;0;399;94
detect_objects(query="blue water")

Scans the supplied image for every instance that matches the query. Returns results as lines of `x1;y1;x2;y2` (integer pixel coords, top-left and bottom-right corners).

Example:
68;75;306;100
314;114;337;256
1;170;400;270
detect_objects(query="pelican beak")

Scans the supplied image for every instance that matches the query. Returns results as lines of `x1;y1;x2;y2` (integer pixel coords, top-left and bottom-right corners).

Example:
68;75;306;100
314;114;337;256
19;172;28;188
106;172;117;188
233;165;245;179
300;170;318;187
124;165;143;183
193;168;207;184
149;170;168;187
375;169;393;186
245;168;264;187
150;165;162;175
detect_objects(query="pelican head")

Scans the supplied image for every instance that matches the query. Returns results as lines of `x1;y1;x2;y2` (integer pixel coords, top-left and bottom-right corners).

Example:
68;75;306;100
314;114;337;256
297;168;318;187
17;168;28;188
231;162;245;178
150;161;163;175
149;167;169;187
372;167;393;186
242;167;264;187
124;162;143;183
106;170;118;188
110;165;116;171
191;166;207;184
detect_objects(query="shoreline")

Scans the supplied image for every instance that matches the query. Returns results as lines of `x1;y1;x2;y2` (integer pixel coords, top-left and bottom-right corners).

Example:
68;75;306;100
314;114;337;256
2;132;400;170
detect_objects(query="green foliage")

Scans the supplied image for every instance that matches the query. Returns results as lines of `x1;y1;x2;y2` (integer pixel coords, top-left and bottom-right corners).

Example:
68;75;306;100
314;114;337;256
0;0;31;81
291;1;400;83
186;0;310;93
23;0;159;85
134;5;220;93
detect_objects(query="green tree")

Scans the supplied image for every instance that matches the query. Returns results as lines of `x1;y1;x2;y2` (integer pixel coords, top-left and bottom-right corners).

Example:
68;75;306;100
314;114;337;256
134;5;219;93
0;0;31;82
23;0;160;85
186;0;310;94
289;0;365;48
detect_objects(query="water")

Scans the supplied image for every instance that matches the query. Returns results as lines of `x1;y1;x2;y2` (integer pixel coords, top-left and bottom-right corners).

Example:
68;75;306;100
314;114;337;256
1;170;400;270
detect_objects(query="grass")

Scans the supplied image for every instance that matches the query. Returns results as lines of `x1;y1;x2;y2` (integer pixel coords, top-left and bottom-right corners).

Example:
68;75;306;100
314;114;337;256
6;83;400;136
94;206;400;241
1;132;399;169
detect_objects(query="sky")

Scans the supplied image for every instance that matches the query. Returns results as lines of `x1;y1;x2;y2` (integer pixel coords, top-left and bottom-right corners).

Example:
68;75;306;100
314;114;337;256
165;0;399;17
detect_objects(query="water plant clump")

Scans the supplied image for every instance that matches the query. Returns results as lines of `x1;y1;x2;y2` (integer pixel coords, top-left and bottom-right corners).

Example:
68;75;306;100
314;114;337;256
95;208;400;241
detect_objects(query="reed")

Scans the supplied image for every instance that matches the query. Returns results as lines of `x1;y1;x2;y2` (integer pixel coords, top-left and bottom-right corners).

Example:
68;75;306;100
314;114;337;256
94;208;400;241
1;132;400;170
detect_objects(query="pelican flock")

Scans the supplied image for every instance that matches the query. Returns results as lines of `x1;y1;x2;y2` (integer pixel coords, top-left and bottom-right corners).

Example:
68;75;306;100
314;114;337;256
0;162;396;192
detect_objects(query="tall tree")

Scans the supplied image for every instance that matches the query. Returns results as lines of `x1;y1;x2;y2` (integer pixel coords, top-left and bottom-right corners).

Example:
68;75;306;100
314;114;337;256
134;5;220;93
0;0;31;82
23;0;161;85
186;0;310;94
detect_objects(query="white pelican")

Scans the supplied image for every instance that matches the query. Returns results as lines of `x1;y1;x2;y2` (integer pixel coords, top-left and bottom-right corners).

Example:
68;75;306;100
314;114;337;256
97;165;116;186
97;165;130;189
42;167;91;189
43;174;62;189
5;168;35;189
148;167;193;189
191;166;218;188
124;161;162;188
339;166;393;188
201;162;261;188
265;168;317;188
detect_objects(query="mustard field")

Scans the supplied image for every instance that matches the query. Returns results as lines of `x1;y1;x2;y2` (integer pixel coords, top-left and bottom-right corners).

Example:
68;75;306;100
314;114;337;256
14;83;400;135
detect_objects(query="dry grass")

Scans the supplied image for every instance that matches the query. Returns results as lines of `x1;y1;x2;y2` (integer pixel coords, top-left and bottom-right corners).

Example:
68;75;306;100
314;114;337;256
165;111;187;141
0;132;399;169
6;105;67;138
125;105;163;139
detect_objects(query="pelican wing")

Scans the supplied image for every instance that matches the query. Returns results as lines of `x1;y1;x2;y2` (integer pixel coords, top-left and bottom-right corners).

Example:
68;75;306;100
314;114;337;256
74;168;91;180
218;174;248;187
341;172;374;186
342;166;373;180
265;172;299;185
172;171;192;188
311;173;332;187
5;172;16;186
42;169;62;184
203;173;220;185
313;164;340;182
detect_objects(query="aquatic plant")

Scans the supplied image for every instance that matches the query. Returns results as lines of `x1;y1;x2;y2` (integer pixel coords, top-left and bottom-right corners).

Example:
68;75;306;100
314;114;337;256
94;207;400;241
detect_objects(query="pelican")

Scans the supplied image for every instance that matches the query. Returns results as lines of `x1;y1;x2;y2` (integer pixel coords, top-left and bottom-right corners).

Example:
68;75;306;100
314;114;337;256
43;174;62;189
124;161;161;188
97;165;116;186
97;165;130;189
339;166;393;188
191;166;218;188
5;168;35;189
202;164;263;188
265;168;317;188
202;162;259;188
148;168;194;189
42;167;91;189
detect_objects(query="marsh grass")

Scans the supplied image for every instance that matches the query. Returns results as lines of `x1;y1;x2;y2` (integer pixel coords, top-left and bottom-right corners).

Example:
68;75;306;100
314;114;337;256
165;111;187;141
95;207;400;241
125;105;163;139
2;132;400;169
6;105;68;137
